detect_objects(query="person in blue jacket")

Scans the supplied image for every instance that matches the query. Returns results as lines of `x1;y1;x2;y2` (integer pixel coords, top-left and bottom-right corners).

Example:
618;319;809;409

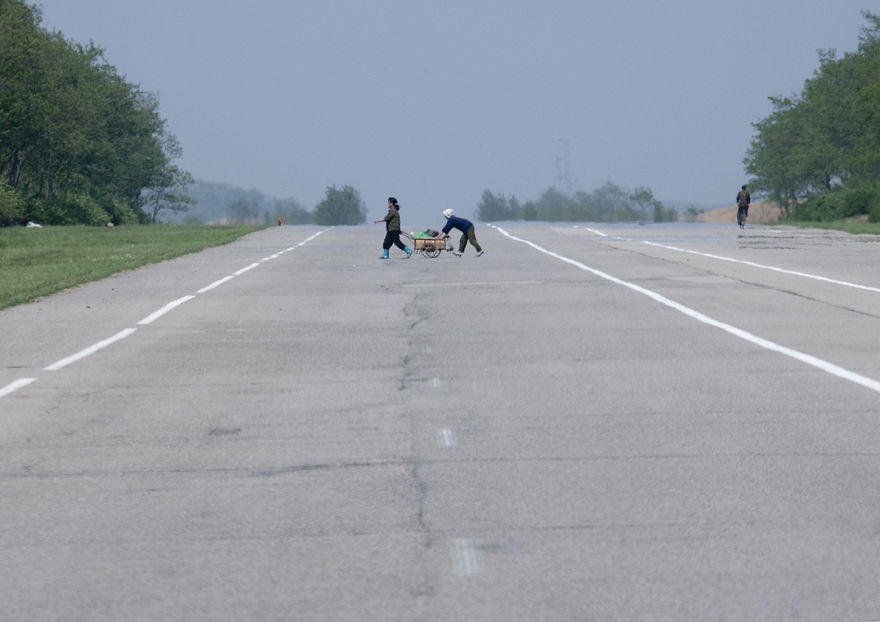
438;209;484;257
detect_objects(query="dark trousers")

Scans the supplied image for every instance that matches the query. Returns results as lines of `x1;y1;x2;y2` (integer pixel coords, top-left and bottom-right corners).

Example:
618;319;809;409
458;226;482;252
383;230;406;250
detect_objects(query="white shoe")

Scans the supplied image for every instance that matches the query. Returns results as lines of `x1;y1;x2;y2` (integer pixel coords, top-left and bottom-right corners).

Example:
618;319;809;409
453;251;462;257
476;250;484;257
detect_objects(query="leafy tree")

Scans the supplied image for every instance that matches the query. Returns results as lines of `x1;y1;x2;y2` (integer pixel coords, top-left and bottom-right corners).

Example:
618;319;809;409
313;184;366;225
631;186;677;222
142;133;195;222
0;181;24;226
683;206;704;222
0;0;192;225
227;197;260;224
270;197;311;225
177;181;273;224
476;181;672;223
745;11;880;220
536;187;572;221
593;181;638;221
475;189;520;221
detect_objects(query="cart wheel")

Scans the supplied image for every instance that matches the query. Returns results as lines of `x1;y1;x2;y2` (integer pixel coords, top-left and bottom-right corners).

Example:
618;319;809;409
423;248;441;258
399;232;415;258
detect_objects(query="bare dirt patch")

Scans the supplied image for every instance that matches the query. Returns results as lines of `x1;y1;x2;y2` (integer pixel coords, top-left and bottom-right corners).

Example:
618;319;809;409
697;201;781;224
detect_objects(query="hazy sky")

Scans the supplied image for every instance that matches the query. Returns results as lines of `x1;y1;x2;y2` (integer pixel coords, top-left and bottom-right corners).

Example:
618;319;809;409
36;1;873;225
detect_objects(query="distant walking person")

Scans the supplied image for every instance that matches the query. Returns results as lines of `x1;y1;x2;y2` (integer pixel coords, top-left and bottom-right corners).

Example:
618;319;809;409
438;209;483;257
374;197;412;259
736;184;751;228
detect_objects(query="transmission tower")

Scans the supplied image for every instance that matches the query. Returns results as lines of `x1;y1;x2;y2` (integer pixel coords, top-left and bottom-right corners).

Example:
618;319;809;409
554;138;573;194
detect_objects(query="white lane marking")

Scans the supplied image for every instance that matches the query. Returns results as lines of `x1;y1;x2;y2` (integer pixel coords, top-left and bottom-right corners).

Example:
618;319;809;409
438;428;457;447
641;240;880;293
6;230;332;389
0;378;37;398
452;539;482;576
196;230;328;294
234;262;260;276
493;226;880;395
581;226;608;237
44;328;137;371
197;275;235;294
137;295;196;325
299;230;327;246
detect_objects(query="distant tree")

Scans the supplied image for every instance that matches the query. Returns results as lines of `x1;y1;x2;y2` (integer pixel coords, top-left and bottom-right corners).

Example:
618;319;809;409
227;197;260;224
571;190;599;221
271;197;311;225
630;186;676;222
475;189;519;221
536;187;572;221
592;181;635;221
182;181;272;224
473;179;676;223
142;133;195;222
683;206;704;222
313;184;366;225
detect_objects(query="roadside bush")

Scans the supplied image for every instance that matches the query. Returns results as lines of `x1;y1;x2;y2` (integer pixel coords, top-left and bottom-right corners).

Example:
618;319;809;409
29;193;111;225
868;198;880;223
105;198;147;225
0;183;24;226
790;184;879;222
859;183;880;223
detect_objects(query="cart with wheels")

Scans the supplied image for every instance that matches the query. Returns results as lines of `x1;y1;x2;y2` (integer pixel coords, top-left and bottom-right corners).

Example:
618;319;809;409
412;235;451;258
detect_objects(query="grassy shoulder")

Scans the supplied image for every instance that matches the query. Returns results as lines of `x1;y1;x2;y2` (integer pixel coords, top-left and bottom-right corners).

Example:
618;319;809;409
0;224;265;310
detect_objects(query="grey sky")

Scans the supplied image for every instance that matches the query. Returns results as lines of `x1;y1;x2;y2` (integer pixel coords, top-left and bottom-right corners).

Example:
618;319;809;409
37;1;873;225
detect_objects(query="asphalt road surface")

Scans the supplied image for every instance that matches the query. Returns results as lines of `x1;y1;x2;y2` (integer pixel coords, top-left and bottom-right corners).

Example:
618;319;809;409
2;222;879;621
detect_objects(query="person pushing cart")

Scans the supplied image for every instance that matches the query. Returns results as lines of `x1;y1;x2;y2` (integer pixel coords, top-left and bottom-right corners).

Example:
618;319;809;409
436;209;484;257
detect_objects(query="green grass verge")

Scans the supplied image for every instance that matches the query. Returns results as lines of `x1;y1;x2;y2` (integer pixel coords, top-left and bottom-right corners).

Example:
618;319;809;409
0;224;265;310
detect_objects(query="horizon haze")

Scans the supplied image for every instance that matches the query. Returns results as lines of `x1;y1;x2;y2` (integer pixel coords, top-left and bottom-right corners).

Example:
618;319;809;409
36;0;874;226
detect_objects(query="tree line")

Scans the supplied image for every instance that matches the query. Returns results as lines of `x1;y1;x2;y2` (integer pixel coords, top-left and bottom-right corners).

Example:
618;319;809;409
0;0;193;226
0;2;371;228
177;182;366;227
745;11;880;222
475;182;680;223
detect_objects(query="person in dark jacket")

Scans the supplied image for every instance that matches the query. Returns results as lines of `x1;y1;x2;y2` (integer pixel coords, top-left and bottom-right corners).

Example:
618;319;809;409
438;209;484;257
736;184;751;228
374;197;412;259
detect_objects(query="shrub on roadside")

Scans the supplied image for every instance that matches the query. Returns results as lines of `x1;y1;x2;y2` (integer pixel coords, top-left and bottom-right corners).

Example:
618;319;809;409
790;183;880;222
0;183;24;226
29;193;111;226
